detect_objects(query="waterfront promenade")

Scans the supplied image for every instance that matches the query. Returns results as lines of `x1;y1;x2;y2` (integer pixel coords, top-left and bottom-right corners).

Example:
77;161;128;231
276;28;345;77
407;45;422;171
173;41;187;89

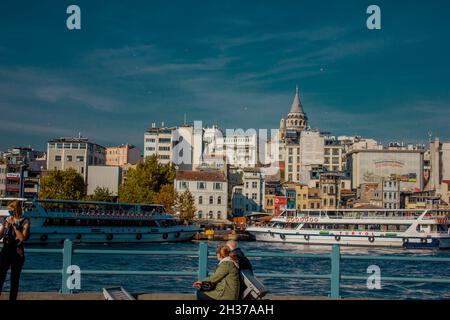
2;240;448;300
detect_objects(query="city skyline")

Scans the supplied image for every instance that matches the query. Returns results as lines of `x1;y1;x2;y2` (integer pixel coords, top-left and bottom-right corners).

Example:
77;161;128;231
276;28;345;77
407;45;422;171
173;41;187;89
1;0;450;151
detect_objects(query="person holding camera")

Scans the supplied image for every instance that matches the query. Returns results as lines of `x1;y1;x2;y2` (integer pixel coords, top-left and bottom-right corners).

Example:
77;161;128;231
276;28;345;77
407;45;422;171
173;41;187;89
193;245;240;300
0;200;30;301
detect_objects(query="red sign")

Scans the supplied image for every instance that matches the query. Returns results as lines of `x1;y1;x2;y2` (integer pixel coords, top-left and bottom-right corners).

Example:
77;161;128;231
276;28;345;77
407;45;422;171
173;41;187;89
274;196;287;215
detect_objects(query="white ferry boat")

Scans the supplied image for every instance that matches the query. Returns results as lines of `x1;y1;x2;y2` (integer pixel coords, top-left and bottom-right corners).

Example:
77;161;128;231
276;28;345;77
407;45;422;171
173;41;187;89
246;209;450;249
1;198;200;244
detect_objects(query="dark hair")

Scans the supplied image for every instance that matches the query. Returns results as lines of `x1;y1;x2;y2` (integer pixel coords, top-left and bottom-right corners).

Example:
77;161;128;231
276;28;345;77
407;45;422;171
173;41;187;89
7;200;23;218
216;245;238;262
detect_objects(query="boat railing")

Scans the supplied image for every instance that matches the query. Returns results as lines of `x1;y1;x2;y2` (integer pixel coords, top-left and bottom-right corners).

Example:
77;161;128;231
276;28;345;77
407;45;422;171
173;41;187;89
278;211;443;221
27;207;170;219
22;240;450;299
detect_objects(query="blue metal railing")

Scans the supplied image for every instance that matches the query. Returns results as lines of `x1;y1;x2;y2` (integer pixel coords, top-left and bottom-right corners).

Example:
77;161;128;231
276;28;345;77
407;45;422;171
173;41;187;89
21;240;450;298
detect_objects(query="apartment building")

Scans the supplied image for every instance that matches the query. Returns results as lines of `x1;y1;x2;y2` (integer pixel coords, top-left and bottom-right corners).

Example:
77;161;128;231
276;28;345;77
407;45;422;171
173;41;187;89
47;137;106;182
174;170;228;220
144;126;174;164
231;168;265;216
106;144;141;166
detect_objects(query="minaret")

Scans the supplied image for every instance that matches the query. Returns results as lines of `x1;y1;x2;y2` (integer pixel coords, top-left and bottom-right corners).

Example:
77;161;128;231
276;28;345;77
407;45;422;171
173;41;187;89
286;85;308;132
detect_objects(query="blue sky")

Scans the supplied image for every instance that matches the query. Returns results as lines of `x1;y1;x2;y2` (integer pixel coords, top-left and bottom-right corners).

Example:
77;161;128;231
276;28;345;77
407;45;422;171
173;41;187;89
0;0;449;151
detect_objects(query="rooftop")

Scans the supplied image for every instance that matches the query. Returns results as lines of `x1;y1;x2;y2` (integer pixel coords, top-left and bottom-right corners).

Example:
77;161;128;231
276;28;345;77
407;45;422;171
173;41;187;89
175;170;227;182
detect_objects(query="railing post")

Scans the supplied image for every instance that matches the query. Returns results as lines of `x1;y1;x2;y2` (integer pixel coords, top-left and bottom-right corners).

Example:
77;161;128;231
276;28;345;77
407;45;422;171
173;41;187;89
330;244;341;299
61;239;73;294
198;242;208;279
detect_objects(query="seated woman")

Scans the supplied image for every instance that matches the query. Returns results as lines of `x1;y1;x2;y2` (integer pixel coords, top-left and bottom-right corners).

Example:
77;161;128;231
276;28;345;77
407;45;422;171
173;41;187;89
193;245;240;300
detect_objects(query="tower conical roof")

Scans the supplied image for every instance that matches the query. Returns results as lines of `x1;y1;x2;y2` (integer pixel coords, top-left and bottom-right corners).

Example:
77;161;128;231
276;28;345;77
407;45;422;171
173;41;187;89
289;86;304;113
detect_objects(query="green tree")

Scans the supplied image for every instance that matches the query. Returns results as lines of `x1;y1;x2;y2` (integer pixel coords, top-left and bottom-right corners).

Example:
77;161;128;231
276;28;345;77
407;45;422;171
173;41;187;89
175;189;196;222
87;186;115;203
39;168;85;200
118;155;175;203
154;184;177;213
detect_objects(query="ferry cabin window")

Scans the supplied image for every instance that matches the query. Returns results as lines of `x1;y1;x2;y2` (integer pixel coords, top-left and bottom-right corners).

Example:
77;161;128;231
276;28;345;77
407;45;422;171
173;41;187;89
158;220;177;227
302;224;410;231
43;218;158;227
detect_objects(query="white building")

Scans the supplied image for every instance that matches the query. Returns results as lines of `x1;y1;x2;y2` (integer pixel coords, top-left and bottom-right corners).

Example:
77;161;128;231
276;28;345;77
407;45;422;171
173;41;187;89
219;129;258;168
382;179;400;209
347;149;424;191
324;137;344;172
144;123;203;170
144;126;174;164
285;130;324;182
231;168;265;216
174;170;228;220
87;166;122;196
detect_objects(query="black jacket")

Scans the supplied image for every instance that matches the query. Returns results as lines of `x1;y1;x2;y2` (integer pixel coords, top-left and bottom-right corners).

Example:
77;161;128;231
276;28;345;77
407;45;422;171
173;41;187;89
232;248;253;272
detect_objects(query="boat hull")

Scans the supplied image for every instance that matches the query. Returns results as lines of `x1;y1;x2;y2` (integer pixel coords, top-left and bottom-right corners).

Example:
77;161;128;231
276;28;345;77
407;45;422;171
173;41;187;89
25;228;199;244
248;229;450;249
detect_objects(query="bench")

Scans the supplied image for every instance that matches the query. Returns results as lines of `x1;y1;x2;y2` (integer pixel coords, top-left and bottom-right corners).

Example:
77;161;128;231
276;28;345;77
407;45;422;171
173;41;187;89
240;270;269;300
102;286;136;300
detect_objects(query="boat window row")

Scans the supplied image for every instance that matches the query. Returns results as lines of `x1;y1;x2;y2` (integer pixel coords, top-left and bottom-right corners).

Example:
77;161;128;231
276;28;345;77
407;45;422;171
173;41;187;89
300;223;411;231
42;218;160;227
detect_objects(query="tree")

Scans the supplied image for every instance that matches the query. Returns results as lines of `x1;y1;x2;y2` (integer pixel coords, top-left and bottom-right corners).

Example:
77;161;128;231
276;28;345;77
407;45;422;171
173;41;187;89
39;168;85;200
175;189;196;222
154;184;177;213
118;155;175;203
87;187;114;203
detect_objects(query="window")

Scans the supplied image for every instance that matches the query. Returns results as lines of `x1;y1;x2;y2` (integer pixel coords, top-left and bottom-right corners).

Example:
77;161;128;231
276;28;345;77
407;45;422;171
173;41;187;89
64;143;71;149
55;155;61;161
198;196;203;205
197;182;206;190
179;181;188;189
252;193;257;200
217;196;222;205
198;211;203;219
213;182;222;190
158;138;171;143
252;181;258;188
209;196;214;205
79;144;87;149
66;155;73;162
217;211;222;220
